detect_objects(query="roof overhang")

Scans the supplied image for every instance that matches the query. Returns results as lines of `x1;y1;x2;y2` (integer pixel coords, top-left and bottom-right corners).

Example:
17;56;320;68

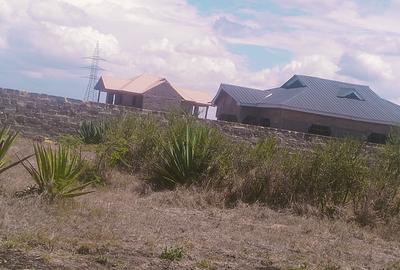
240;103;399;126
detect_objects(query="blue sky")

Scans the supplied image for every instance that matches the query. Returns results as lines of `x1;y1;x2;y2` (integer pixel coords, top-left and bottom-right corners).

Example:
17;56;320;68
0;0;399;104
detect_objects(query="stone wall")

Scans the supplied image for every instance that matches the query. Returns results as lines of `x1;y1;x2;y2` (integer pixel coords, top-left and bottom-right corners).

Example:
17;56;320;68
0;87;163;138
0;87;380;152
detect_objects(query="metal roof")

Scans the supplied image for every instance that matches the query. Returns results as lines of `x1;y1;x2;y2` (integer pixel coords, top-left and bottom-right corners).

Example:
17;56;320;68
213;75;400;125
95;74;211;106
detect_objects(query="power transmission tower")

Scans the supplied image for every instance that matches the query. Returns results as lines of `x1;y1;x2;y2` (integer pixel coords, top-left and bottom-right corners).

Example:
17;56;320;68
83;41;106;102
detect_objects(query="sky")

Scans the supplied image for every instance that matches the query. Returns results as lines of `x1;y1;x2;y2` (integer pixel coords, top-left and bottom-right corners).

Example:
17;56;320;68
0;0;399;105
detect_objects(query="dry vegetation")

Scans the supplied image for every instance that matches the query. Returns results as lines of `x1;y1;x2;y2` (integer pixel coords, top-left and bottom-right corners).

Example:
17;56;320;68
1;117;400;269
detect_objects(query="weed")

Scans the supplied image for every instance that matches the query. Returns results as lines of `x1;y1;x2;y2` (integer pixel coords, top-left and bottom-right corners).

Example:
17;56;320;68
324;265;341;270
76;243;92;255
160;246;184;261
196;259;216;269
58;134;82;148
95;255;108;265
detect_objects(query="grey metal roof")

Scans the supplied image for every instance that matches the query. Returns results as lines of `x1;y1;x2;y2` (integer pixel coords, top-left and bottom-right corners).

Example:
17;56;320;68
213;75;400;125
212;83;266;105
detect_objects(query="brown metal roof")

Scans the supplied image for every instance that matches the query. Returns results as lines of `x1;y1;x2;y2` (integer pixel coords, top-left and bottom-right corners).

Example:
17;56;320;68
95;74;211;106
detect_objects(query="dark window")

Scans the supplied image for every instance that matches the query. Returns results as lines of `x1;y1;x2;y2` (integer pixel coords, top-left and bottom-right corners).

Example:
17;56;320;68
259;118;270;127
367;133;387;144
242;115;258;125
337;87;364;101
282;79;306;89
219;114;238;122
344;92;360;100
308;124;331;136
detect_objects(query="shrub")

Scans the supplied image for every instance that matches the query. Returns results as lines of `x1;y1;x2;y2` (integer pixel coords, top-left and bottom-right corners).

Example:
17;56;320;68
224;137;289;206
0;127;32;174
152;117;221;189
97;114;160;173
78;120;106;144
21;144;93;201
370;133;400;218
288;139;368;214
78;159;107;185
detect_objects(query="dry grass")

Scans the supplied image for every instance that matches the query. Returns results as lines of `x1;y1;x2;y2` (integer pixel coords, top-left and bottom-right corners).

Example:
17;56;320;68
1;138;400;269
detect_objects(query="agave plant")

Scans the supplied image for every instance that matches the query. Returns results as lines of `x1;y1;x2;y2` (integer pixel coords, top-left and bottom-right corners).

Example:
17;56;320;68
78;120;105;144
153;121;216;188
0;127;32;175
22;144;93;201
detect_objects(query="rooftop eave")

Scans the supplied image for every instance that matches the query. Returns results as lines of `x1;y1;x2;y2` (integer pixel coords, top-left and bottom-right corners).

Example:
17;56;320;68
252;103;400;126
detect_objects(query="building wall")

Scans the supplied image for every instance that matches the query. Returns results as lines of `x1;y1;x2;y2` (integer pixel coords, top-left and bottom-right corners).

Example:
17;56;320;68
142;82;183;111
215;92;392;139
237;106;391;138
214;91;240;121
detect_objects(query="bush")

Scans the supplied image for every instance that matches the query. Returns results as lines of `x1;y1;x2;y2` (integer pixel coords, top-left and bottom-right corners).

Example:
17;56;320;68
288;139;368;214
369;133;400;218
21;144;93;201
78;120;106;144
224;137;285;205
151;116;222;189
97;114;160;173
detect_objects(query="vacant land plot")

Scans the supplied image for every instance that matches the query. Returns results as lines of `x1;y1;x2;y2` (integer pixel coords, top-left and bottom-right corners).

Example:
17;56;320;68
0;138;400;269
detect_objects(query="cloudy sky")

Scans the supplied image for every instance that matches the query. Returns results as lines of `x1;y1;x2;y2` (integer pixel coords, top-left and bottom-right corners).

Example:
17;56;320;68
0;0;399;104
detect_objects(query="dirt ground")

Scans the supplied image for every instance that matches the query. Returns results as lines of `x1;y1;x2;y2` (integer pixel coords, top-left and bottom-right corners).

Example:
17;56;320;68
1;138;400;270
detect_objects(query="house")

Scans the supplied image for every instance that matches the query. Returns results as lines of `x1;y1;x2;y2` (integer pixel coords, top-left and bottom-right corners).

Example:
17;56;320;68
212;75;400;143
94;74;211;118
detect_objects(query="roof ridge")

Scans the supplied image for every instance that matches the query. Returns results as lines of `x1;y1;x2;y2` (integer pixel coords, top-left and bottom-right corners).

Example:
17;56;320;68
220;83;265;92
295;74;369;88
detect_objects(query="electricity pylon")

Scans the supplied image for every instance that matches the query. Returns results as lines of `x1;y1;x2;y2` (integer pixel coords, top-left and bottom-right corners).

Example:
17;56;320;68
83;42;106;102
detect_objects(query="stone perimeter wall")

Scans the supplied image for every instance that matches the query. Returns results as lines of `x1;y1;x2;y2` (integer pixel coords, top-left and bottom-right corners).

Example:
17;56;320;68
0;87;379;151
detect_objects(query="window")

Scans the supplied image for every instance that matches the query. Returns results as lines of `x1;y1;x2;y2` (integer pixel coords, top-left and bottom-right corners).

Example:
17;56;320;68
131;96;137;106
219;114;238;122
367;133;387;144
308;124;331;136
259;118;270;127
242;115;258;125
282;78;306;89
337;88;364;101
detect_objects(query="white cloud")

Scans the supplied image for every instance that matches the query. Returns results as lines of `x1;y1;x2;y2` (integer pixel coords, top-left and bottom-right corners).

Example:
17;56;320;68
0;0;400;104
42;23;121;58
27;0;87;26
339;52;394;81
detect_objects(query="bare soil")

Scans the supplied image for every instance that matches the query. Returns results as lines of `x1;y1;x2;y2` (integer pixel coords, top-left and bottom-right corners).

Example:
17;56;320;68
1;138;400;269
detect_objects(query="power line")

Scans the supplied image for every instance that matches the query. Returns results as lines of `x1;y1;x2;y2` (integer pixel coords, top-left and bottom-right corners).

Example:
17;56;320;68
83;41;106;102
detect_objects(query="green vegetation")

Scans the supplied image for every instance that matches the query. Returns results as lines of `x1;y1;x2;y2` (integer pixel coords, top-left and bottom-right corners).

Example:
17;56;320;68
0;127;31;174
3;113;400;224
96;115;160;173
78;120;106;144
160;246;184;261
152;117;219;188
21;144;93;201
89;114;400;223
196;259;217;269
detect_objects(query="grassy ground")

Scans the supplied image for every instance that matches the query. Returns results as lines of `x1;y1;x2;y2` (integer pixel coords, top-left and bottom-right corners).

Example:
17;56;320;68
1;138;400;269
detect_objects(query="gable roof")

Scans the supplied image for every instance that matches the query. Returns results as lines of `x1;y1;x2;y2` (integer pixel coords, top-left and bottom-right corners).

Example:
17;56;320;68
95;74;166;94
213;75;400;125
95;74;211;106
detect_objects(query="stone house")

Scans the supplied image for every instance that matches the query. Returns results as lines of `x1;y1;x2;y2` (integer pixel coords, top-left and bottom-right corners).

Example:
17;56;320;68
95;74;211;117
212;75;400;143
